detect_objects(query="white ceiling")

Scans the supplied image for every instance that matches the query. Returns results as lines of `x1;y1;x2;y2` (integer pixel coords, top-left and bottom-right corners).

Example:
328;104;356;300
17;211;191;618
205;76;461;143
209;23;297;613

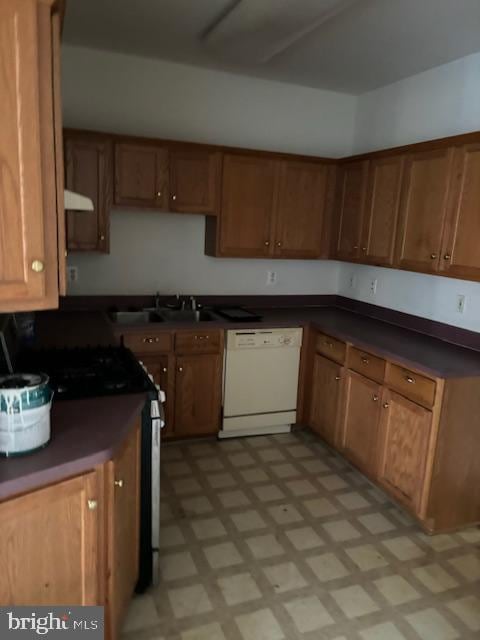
63;0;480;95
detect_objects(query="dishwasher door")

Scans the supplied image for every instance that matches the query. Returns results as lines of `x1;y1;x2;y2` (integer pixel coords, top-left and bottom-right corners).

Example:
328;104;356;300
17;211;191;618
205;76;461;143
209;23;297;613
222;328;303;437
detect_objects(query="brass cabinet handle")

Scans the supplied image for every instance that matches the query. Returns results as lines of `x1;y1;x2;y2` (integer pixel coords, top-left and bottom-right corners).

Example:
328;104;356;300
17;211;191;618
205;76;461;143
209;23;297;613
353;245;359;250
264;241;270;246
172;194;177;200
444;254;451;261
430;253;437;259
372;394;379;402
362;247;367;252
383;402;390;409
178;367;183;372
325;340;333;348
162;367;167;373
157;191;162;197
276;241;282;247
142;337;159;344
335;376;341;381
114;479;124;488
405;375;415;384
361;356;369;364
87;500;98;511
31;259;45;273
99;234;105;241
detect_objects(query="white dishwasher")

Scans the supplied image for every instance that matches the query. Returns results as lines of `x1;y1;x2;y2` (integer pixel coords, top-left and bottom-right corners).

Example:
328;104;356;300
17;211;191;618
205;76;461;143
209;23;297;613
220;328;303;438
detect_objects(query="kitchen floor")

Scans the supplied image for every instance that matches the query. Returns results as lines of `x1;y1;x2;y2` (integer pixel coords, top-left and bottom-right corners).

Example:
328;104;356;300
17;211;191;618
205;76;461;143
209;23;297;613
122;430;480;640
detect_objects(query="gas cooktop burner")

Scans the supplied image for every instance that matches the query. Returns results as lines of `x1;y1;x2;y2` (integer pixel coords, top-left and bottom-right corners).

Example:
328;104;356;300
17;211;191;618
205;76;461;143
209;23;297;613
16;345;154;400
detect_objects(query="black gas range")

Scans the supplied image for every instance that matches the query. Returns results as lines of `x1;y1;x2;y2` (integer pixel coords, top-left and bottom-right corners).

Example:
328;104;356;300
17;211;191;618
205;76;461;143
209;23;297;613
16;344;163;593
16;345;155;400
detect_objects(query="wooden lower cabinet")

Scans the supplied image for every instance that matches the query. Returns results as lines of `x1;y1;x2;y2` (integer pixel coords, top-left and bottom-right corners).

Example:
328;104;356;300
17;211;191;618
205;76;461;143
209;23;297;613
107;425;140;639
141;353;175;437
128;329;224;439
175;354;222;437
0;421;141;640
340;370;382;478
309;353;343;446
377;390;433;515
0;472;100;605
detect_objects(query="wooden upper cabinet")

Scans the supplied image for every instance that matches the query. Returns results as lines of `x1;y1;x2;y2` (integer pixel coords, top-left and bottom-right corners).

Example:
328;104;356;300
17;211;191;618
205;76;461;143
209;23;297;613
0;0;62;312
65;134;112;252
219;154;277;257
273;161;330;258
361;155;404;265
334;160;369;260
378;390;433;515
170;148;221;215
395;147;454;273
114;143;169;209
0;472;99;605
340;370;382;478
439;143;480;280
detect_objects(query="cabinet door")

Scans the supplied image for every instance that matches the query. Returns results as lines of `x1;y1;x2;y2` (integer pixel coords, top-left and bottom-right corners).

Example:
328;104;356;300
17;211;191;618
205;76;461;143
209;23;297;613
378;391;432;515
440;143;480;280
309;354;343;447
0;472;99;605
273;160;329;258
108;424;140;639
170;148;221;214
361;155;404;265
340;370;382;477
219;154;277;257
115;143;169;209
141;354;175;438
175;354;222;436
395;148;454;273
334;160;369;260
0;0;60;311
65;135;112;252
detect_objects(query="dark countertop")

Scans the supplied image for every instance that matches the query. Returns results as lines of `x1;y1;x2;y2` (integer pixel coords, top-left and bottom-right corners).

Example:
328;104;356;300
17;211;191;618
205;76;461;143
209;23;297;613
114;306;480;379
0;393;146;502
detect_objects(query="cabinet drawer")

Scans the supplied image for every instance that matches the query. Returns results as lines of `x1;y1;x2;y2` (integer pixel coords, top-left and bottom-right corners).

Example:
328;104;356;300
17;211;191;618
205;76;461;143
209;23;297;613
386;363;436;408
123;331;173;354
348;347;386;383
175;330;222;354
315;332;346;364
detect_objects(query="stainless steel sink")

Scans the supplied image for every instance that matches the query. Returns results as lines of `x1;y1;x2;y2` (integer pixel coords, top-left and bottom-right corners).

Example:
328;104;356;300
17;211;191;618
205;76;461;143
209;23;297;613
158;309;215;323
109;310;164;324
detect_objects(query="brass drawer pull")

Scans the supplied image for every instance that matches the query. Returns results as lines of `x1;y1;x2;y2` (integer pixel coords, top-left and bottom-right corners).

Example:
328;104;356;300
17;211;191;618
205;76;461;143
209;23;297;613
114;479;124;488
87;500;98;511
325;340;333;348
194;335;210;340
142;337;159;344
361;356;369;364
372;394;379;402
31;259;45;273
430;253;437;259
444;254;451;260
405;375;415;384
335;375;341;381
383;402;390;409
162;367;167;373
178;367;183;372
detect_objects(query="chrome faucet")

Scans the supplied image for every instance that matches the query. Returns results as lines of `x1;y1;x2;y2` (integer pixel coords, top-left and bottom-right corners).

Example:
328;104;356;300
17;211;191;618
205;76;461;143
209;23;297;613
154;291;161;311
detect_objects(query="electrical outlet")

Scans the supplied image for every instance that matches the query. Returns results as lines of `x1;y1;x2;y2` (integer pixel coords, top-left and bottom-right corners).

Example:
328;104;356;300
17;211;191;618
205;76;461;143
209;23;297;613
370;278;378;295
349;273;356;289
266;270;277;286
456;294;466;314
67;266;78;283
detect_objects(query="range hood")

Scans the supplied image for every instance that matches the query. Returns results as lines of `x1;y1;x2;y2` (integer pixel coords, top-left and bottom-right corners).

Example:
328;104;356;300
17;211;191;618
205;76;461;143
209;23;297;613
64;189;94;211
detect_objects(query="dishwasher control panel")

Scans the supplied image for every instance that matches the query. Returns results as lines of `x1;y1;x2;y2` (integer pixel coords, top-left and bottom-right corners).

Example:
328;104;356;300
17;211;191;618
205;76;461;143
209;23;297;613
227;328;303;349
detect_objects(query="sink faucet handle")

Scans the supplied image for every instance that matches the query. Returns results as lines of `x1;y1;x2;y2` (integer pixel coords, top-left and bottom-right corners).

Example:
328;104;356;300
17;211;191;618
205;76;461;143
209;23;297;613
190;296;196;311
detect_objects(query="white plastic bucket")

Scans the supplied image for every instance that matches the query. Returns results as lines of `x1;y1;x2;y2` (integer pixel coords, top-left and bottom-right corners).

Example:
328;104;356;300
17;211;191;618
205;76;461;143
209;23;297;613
0;373;53;456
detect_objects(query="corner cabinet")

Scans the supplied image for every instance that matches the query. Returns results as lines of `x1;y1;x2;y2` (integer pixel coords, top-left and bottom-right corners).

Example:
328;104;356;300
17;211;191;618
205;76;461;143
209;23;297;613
0;421;141;640
0;0;65;312
65;132;112;252
333;160;369;260
206;153;334;259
